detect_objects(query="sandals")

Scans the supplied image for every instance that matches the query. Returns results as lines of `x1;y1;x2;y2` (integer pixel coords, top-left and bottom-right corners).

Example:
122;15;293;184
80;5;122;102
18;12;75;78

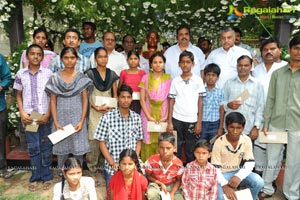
28;182;38;192
43;181;52;190
92;176;101;187
258;192;273;200
0;169;16;179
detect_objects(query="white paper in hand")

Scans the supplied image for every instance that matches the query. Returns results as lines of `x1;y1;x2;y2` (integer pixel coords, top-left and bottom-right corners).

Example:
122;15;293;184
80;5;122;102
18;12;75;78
48;124;76;145
223;188;252;200
160;191;171;200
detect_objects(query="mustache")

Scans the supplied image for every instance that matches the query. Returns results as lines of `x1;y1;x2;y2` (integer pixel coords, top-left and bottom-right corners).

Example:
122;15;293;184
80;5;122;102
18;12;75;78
265;53;274;57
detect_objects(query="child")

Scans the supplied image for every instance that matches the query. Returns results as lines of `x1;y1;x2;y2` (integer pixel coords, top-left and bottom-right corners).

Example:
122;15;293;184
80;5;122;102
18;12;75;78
167;50;206;163
45;47;93;173
211;112;264;200
109;149;148;200
53;157;97;200
201;63;224;142
118;50;146;113
14;44;53;191
85;47;119;186
20;28;56;68
144;132;184;200
182;140;218;200
139;52;171;161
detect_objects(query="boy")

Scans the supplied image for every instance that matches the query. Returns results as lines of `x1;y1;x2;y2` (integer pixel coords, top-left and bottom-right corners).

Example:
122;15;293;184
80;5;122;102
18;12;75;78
167;50;206;163
211;112;264;200
145;132;184;200
182;140;218;200
201;63;224;142
14;44;53;191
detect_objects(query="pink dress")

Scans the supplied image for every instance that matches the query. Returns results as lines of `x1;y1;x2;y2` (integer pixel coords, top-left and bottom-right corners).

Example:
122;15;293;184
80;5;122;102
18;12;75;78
119;69;146;92
21;50;56;68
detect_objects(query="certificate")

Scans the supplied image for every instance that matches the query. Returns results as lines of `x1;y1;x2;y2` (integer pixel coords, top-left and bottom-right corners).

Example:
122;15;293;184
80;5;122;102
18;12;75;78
25;112;43;132
132;92;140;100
48;124;76;145
259;131;288;144
234;89;250;104
95;96;117;107
224;188;252;200
147;122;167;132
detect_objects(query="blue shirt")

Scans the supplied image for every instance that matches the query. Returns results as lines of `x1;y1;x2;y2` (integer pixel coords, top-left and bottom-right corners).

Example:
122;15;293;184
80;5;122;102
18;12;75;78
79;40;103;58
203;86;224;122
0;54;11;111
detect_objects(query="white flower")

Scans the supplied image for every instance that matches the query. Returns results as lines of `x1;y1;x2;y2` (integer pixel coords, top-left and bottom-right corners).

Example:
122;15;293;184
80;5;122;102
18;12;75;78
111;12;116;17
294;19;300;26
151;4;157;8
143;2;151;9
119;5;126;11
112;6;116;10
292;29;299;35
208;7;216;12
199;8;206;12
171;0;176;4
220;0;228;5
184;4;189;7
88;0;96;6
289;18;296;23
106;17;111;23
114;0;120;2
130;12;136;17
51;0;57;2
125;3;130;6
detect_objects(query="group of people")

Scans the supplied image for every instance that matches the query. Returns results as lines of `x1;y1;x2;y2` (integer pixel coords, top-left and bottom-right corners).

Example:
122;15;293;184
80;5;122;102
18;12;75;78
0;21;300;200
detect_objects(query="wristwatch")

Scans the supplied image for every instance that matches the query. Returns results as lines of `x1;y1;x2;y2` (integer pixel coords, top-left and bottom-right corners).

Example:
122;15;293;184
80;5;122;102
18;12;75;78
254;125;260;130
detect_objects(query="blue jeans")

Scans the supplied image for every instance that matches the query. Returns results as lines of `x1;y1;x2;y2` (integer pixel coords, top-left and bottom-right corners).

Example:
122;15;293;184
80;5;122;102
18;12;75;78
200;120;220;141
217;171;264;200
25;123;53;182
172;118;197;163
104;171;112;188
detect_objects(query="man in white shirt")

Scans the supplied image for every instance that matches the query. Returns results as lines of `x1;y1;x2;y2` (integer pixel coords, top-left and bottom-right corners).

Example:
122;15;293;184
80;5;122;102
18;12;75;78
91;32;128;75
164;25;205;79
206;27;252;88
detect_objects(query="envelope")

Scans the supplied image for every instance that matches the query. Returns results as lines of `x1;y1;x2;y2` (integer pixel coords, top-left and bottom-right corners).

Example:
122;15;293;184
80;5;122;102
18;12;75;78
132;92;140;100
224;188;252;200
95;96;117;107
25;112;43;132
160;191;171;200
147;122;167;132
234;89;250;104
259;131;288;144
48;124;76;145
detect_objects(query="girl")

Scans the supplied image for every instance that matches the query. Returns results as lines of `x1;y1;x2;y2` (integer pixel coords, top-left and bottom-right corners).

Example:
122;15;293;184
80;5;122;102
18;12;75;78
109;149;147;200
20;27;56;68
45;47;93;172
85;47;119;186
118;50;146;114
53;157;97;200
139;52;171;161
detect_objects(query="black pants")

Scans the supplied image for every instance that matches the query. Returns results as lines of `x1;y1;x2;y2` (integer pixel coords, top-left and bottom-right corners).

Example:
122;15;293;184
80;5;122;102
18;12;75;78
0;108;7;170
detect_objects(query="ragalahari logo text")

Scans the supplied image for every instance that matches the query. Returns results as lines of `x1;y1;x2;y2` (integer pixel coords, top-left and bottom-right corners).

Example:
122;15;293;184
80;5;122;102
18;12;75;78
227;5;243;21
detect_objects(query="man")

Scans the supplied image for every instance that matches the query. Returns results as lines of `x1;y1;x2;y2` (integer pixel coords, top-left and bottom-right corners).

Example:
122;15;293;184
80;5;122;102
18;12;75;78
212;112;264;200
223;55;264;140
91;32;128;75
94;85;143;186
0;54;12;179
259;35;300;200
121;34;149;72
252;38;287;179
199;39;212;59
79;22;103;58
206;27;251;88
49;28;91;73
164;24;205;79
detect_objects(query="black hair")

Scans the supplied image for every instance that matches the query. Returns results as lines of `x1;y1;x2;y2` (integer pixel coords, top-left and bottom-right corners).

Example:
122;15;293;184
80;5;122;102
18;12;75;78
201;39;212;46
26;44;44;57
260;38;280;53
60;157;82;200
149;52;166;64
162;42;171;49
232;27;242;37
289;35;300;49
117;84;133;96
176;24;190;37
115;44;124;52
225;112;246;127
127;50;140;60
63;28;80;40
94;47;107;59
33;27;48;40
198;36;205;43
119;149;143;174
122;34;136;44
204;63;221;76
82;22;96;31
158;132;175;146
194;140;211;152
45;39;54;51
237;55;253;65
179;50;194;62
60;47;78;59
146;30;159;40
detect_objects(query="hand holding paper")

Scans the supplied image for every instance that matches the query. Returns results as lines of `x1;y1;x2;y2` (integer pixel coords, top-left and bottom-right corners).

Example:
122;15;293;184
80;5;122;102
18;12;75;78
48;124;76;145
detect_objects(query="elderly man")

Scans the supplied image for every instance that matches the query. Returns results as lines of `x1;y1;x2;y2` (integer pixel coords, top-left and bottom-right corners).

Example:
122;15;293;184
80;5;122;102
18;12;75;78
164;24;205;79
206;27;251;88
91;32;128;75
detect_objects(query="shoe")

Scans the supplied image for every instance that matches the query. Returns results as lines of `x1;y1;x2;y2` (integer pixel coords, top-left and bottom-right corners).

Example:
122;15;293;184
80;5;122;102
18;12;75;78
28;182;39;192
258;192;272;200
272;180;277;192
0;168;16;179
43;181;52;190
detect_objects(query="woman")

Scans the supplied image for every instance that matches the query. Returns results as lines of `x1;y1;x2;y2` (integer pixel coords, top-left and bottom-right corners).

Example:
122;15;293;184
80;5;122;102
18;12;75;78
45;47;93;171
53;157;97;200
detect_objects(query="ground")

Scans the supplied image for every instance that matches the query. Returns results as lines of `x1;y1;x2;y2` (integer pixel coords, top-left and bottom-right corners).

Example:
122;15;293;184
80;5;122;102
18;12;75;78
0;169;286;200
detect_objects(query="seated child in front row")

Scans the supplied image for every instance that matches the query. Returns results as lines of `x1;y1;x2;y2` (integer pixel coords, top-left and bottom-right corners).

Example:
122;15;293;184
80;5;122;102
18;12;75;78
144;132;184;200
182;140;218;200
108;149;148;200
